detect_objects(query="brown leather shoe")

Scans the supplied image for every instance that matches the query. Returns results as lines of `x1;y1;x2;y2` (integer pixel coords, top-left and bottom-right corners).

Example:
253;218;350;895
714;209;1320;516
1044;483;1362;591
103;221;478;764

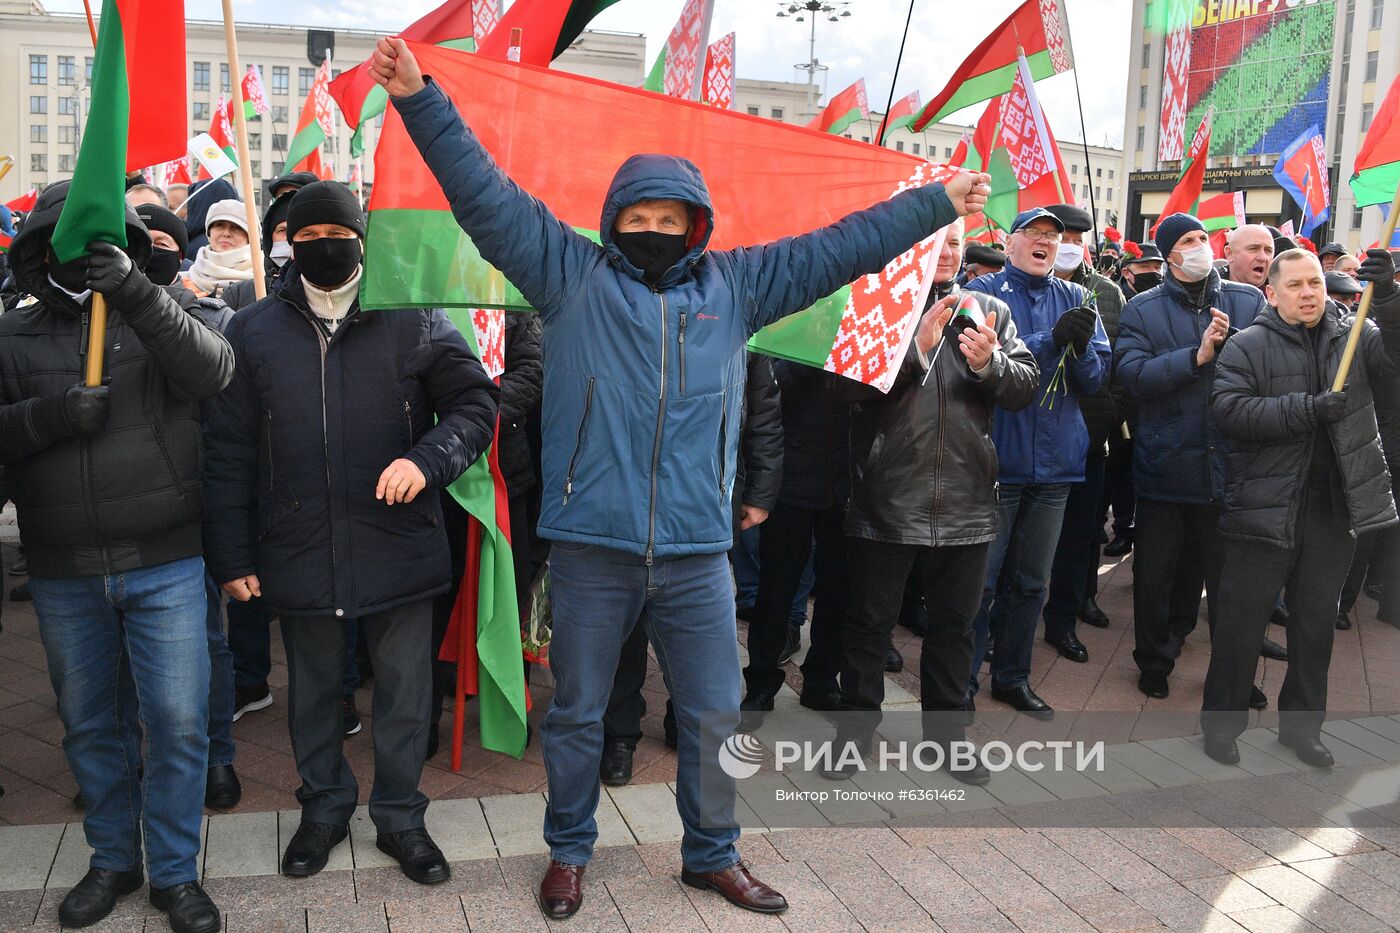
680;861;788;914
538;860;585;919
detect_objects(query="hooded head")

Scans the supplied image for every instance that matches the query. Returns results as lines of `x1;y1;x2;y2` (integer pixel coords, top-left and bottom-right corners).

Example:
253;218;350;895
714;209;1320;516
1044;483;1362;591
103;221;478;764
134;203;189;286
182;178;240;249
600;154;715;288
260;189;298;269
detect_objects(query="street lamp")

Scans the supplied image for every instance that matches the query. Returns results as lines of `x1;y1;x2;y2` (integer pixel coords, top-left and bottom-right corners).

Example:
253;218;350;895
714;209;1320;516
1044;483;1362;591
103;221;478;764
776;1;853;122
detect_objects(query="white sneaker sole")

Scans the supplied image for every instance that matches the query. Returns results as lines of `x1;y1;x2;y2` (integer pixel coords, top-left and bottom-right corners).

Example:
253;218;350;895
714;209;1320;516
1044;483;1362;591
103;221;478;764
232;693;273;722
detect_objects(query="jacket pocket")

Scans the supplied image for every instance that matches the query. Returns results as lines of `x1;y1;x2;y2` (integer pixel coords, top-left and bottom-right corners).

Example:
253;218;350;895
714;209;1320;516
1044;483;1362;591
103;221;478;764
257;493;300;542
678;311;688;396
716;395;728;504
563;377;596;505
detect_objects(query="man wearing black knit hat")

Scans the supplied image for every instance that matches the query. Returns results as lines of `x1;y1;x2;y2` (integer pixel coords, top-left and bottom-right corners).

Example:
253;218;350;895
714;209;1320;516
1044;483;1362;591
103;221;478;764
203;180;501;886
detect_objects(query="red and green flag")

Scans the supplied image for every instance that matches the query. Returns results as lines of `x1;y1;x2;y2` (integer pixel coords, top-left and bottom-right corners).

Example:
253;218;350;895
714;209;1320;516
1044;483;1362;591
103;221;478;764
51;0;186;262
912;0;1074;131
285;62;335;178
1152;107;1213;235
476;0;624;66
1196;189;1244;232
242;65;270;120
880;90;921;145
1351;73;1400;208
642;0;714;100
807;78;869;136
6;189;39;213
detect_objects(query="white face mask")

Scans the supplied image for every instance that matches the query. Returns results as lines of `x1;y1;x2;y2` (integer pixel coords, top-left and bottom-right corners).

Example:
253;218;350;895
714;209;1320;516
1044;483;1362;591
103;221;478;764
1172;244;1214;283
269;239;293;268
1053;242;1085;273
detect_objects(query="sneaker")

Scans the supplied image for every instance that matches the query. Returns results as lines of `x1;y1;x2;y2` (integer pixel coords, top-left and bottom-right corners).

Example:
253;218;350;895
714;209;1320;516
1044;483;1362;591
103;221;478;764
776;624;802;665
232;683;272;722
343;696;362;736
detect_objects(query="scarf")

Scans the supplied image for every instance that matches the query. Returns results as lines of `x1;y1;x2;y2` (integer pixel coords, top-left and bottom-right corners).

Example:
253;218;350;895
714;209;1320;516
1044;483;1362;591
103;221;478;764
305;266;363;334
187;244;253;293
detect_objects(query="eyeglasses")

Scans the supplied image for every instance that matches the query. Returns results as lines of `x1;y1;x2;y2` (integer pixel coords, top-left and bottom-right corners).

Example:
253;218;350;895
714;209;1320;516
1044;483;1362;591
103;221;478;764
1015;228;1062;244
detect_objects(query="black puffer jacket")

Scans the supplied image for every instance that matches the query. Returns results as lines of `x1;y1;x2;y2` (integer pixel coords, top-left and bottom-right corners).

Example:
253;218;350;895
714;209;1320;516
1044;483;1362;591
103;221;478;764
844;289;1040;546
202;269;499;618
498;311;543;497
770;360;850;511
1069;264;1126;457
0;185;235;578
1213;297;1400;549
736;353;783;514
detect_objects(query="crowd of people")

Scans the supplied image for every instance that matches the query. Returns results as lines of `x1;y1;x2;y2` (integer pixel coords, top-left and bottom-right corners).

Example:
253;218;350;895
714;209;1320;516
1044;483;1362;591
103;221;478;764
1;34;1399;930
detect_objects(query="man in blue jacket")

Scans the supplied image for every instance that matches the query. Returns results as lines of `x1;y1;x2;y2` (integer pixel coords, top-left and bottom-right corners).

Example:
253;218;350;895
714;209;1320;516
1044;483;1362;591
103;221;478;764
1116;213;1267;701
370;37;988;920
964;208;1111;719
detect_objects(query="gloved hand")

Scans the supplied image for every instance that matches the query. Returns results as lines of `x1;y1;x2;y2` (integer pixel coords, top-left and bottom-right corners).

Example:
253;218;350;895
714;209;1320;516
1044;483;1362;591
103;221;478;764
1051;306;1097;353
63;384;110;436
83;241;134;296
1358;247;1397;300
1312;391;1348;424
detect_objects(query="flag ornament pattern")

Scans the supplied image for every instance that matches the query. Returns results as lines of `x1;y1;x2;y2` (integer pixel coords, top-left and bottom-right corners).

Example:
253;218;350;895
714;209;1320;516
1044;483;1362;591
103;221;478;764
470;307;507;379
644;0;714;99
1151;107;1213;235
1273;127;1330;239
472;0;500;37
702;32;736;109
1350;74;1400;209
1000;63;1054;188
1158;0;1192;161
243;65;270;119
808;78;869;136
286;61;335;177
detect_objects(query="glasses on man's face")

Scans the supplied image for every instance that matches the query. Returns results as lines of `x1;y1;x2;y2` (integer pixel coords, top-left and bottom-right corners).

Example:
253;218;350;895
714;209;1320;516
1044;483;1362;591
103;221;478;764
1016;228;1062;244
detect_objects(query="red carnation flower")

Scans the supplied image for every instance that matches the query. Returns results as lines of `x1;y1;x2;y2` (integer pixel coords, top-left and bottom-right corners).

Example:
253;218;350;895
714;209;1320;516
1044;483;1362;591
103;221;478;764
1298;236;1317;254
1104;226;1123;244
1123;240;1143;259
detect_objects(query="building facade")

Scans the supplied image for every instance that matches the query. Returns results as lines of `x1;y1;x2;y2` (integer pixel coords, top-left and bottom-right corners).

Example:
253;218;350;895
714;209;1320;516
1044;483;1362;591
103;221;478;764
1122;0;1399;250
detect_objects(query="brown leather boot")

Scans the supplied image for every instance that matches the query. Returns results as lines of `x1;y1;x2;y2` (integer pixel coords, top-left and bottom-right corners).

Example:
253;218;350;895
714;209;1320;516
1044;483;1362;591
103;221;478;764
680;861;788;914
538;860;585;919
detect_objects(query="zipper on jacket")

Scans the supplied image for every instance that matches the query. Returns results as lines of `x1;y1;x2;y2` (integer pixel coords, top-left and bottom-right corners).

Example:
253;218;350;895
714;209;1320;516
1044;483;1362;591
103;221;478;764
310;321;339;579
646;292;669;566
563;377;596;505
678;311;688;396
404;400;414;447
717;402;728;503
931;348;947;545
265;410;275;487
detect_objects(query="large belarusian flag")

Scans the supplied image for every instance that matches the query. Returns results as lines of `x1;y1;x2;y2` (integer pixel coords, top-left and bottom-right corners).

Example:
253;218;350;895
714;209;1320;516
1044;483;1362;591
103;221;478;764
476;0;624;66
285;62;335;177
642;0;715;100
1196;190;1244;232
881;91;921;145
242;65;270;121
912;0;1073;130
807;78;869;135
1151;108;1212;235
52;0;186;261
701;32;736;109
1351;74;1400;208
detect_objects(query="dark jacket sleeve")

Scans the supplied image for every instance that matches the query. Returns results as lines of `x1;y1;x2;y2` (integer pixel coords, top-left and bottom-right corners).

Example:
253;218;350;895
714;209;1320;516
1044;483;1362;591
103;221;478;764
403;309;500;489
0;391;73;464
1211;337;1315;442
113;269;234;399
499;312;543;429
732;185;959;333
202;313;260;584
1361;289;1400;379
392;80;596;318
740;354;783;510
1116;296;1201;401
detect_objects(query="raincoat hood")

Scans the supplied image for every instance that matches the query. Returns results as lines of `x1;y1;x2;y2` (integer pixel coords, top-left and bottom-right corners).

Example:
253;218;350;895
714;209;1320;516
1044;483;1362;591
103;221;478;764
599;153;715;289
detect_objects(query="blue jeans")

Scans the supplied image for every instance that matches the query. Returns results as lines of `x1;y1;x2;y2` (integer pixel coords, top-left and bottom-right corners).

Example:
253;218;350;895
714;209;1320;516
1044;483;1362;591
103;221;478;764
30;556;210;888
204;574;235;767
969;483;1070;695
733;526;813;624
543;543;741;871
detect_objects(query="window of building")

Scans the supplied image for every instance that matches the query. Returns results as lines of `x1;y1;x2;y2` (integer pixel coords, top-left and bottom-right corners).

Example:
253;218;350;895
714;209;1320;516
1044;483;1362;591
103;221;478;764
895;140;905;152
30;96;47;115
1354;206;1364;228
272;161;285;176
58;96;77;116
248;132;262;149
1095;187;1102;199
1363;102;1375;130
58;124;75;144
58;55;75;86
1372;0;1384;29
944;146;953;158
271;106;289;124
299;67;315;97
30;124;46;143
1366;50;1379;83
30;54;47;85
912;143;920;155
31;154;46;172
1072;164;1079;175
746;105;759;115
1095;167;1102;177
771;107;783;120
220;63;231;92
193;101;210;121
1106;187;1113;200
843;133;853;139
1141;43;1150;66
85;57;94;82
860;135;869;143
252;160;261;177
194;61;210;91
1135;126;1145;151
1109;169;1115;180
273;66;289;95
58;153;74;173
1139;85;1147;109
272;133;288;150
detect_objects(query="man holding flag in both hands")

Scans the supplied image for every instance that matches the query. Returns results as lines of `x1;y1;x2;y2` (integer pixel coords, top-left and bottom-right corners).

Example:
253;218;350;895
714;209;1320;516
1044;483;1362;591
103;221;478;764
369;35;990;921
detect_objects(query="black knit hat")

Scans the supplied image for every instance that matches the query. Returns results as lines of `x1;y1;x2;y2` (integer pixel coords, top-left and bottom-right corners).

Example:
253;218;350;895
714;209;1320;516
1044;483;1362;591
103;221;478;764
286;181;366;240
134;203;190;257
1154;212;1205;257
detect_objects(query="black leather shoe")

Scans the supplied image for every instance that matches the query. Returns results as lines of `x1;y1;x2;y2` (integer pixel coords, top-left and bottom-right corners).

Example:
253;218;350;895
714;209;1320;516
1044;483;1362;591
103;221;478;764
377;827;451;885
1203;734;1240;765
1078;599;1110;628
776;623;802;665
58;867;143;928
1336;610;1352;630
885;644;904;673
1138;671;1169;699
739;692;775;732
1250;686;1268;710
931;742;991;786
1103;535;1133;558
148;881;220;933
599;739;634;787
1261;637;1288;661
989;684;1054;720
281;821;348;877
798;689;841;712
1278;733;1334;768
204;764;241;809
1045;632;1089;663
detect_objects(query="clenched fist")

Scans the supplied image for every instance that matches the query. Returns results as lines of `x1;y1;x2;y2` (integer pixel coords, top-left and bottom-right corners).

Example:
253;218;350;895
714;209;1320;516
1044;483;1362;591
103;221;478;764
943;171;992;218
370;37;427;98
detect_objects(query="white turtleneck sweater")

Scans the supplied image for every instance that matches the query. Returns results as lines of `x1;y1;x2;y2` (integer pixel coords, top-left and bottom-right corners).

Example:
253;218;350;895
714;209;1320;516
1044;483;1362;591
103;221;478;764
305;265;363;334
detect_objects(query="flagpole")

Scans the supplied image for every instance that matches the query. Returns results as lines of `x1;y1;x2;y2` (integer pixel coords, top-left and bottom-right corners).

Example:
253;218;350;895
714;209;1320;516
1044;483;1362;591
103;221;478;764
876;0;917;146
1332;183;1400;392
78;0;106;386
1057;8;1101;256
220;0;266;301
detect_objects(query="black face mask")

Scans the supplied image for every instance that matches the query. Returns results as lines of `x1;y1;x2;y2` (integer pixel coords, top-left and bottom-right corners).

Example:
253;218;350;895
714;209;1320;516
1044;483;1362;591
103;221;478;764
1130;271;1163;293
614;231;689;285
144;247;183;287
293;237;362;289
46;249;89;294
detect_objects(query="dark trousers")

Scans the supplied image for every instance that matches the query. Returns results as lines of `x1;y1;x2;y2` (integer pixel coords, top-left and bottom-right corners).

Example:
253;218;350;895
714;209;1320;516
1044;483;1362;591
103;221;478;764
227;597;275;689
1131;499;1223;675
282;598;433;832
1104;432;1136;536
842;539;989;736
1044;457;1107;640
1340;478;1400;620
744;502;847;699
601;617;674;749
1202;490;1354;741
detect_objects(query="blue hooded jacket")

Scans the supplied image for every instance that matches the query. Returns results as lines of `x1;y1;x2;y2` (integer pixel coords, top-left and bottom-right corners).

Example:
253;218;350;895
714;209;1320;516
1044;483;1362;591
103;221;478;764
394;79;956;559
965;263;1111;485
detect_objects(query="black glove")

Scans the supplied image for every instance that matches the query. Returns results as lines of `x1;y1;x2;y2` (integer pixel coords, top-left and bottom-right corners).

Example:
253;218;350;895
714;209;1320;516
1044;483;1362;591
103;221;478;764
1312;391;1348;425
83;241;134;296
1051;306;1097;353
63;384;110;436
1358;247;1397;300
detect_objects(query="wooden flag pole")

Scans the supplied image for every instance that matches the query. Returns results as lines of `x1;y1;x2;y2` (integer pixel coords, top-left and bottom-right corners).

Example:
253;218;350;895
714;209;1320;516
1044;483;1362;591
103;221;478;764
79;0;104;387
1332;184;1400;391
220;0;266;300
